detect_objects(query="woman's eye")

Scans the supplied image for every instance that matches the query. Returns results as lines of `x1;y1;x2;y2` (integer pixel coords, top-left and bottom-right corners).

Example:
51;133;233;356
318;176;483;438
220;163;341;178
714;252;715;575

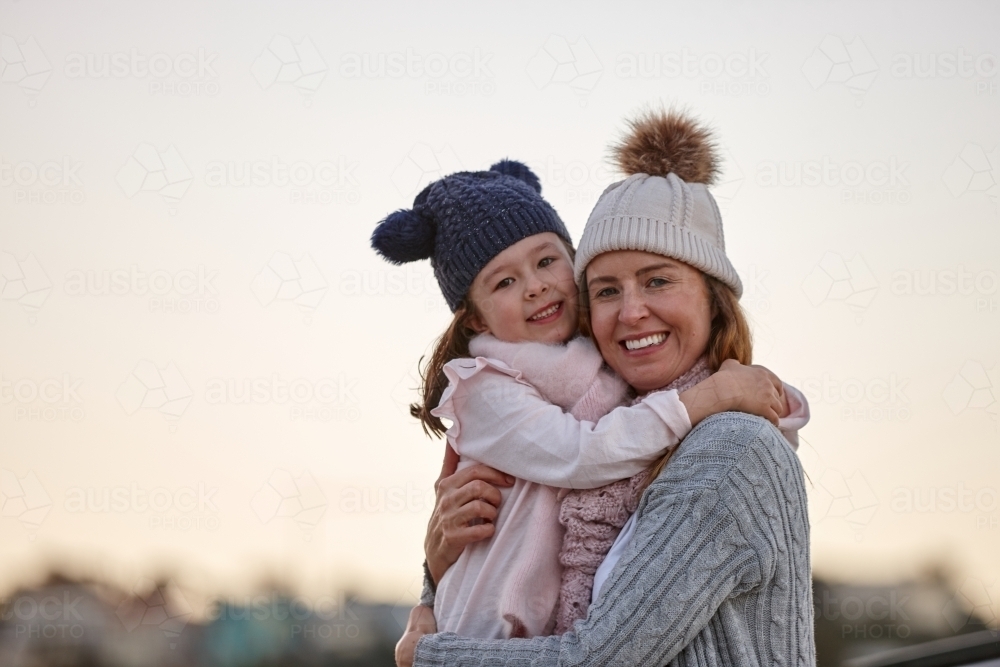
593;287;618;298
538;257;555;268
496;277;514;290
648;277;671;288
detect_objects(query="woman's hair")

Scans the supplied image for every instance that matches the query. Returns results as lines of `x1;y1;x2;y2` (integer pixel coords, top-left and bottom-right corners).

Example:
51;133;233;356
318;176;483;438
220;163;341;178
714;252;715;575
643;274;752;483
578;266;753;487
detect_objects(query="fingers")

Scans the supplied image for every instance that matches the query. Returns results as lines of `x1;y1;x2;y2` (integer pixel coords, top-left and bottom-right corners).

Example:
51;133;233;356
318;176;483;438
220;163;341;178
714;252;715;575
446;521;496;548
450;479;504;512
438;463;514;495
452;498;499;526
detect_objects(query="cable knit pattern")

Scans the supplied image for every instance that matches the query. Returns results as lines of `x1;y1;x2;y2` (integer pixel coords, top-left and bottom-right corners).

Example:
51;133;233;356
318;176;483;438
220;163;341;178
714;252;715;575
414;412;816;666
554;356;711;634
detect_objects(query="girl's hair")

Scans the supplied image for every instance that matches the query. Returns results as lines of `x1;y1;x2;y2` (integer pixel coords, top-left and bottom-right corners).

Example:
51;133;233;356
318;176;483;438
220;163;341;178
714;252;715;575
578;267;753;487
410;299;480;438
412;237;577;438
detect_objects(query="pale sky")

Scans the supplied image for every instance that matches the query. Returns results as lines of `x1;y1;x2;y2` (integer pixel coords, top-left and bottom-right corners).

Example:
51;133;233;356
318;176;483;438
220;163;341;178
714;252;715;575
1;0;998;621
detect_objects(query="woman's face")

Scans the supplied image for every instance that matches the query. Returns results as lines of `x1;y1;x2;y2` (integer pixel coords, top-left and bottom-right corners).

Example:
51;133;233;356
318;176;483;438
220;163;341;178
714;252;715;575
586;250;712;394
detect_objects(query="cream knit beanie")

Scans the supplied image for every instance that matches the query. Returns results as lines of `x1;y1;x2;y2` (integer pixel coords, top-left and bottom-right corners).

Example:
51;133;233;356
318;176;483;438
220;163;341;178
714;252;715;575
574;110;743;298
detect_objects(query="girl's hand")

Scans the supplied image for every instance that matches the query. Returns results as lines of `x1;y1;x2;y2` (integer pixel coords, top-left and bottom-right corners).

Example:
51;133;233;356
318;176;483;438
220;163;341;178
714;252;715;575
395;605;437;667
679;360;786;427
425;445;515;585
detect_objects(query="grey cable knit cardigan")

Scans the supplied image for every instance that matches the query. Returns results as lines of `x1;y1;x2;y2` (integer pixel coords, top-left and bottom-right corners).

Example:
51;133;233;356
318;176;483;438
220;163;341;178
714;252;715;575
414;412;816;666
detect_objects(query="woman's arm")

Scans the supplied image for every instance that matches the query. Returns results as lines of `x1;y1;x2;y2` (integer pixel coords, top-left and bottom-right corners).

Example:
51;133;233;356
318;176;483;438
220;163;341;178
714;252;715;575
404;413;812;667
406;414;796;667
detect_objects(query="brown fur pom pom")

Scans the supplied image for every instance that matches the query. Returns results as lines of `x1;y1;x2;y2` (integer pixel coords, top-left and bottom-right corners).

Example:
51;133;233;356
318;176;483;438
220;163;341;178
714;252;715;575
612;108;719;185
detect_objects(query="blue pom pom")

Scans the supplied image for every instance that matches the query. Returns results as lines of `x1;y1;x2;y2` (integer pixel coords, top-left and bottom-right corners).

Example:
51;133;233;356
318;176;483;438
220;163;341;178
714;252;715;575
371;208;436;264
490;159;541;194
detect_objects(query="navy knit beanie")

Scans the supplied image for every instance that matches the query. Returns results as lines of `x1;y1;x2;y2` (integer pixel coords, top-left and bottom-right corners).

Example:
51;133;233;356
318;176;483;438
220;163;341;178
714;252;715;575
371;160;572;312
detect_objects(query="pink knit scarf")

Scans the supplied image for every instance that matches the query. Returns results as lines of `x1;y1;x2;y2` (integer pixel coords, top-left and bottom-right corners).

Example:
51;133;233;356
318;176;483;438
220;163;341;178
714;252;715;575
554;355;712;635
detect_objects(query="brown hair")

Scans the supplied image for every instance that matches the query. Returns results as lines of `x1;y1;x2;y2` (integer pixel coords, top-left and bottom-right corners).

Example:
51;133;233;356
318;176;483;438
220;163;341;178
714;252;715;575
578;268;753;486
643;274;753;483
410;300;481;438
411;238;581;438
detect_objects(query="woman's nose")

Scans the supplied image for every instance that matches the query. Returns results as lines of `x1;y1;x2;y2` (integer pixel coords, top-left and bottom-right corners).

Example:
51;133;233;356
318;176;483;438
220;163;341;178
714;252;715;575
619;288;648;324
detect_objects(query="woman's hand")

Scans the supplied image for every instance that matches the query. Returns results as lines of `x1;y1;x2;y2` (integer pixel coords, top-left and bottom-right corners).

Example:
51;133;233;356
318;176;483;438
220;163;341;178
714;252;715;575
395;605;437;667
425;444;515;585
680;359;787;427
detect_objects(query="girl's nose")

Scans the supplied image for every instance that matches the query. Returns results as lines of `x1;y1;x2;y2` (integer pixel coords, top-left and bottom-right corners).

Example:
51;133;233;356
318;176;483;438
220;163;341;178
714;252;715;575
525;273;549;298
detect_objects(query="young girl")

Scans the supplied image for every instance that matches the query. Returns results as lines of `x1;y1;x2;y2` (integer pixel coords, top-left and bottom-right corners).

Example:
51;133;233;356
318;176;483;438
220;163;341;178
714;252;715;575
371;159;807;640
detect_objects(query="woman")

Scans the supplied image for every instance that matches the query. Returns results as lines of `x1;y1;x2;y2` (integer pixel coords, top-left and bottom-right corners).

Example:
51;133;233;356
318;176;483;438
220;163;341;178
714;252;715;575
399;110;815;666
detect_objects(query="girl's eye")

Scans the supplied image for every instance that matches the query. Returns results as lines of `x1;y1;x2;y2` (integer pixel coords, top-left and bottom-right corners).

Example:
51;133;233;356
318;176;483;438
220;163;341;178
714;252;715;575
495;277;514;290
538;257;555;268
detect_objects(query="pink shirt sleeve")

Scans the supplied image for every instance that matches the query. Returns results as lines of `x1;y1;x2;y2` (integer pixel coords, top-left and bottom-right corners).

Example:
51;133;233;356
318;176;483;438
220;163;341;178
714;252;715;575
431;357;692;489
777;382;810;450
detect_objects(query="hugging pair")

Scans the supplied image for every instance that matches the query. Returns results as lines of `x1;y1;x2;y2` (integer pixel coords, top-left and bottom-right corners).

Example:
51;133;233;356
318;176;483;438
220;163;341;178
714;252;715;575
372;110;810;658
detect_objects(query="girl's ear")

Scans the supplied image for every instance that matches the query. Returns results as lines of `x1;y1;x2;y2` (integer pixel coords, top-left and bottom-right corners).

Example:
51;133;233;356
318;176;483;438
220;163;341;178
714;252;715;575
467;312;490;335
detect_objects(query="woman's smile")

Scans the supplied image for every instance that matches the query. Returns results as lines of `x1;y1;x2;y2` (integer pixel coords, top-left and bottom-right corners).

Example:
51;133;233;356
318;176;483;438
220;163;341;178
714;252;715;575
621;331;668;354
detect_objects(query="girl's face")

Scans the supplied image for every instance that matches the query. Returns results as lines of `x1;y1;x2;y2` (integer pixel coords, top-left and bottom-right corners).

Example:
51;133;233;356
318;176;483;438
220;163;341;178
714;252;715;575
585;250;712;394
467;232;578;344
